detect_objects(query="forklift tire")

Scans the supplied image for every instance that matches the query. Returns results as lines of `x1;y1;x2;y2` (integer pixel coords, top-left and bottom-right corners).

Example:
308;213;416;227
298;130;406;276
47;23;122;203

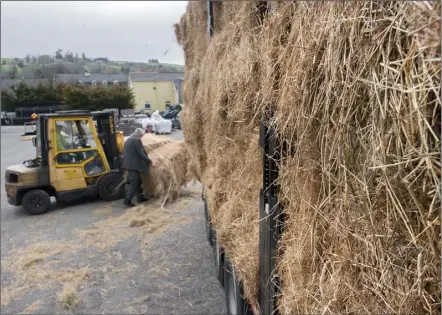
22;189;51;215
213;231;224;286
224;257;253;315
204;199;213;246
98;174;125;201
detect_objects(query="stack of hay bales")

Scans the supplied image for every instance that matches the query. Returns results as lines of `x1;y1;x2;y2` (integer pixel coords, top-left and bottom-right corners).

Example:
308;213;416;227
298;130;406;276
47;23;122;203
139;134;189;203
176;1;440;314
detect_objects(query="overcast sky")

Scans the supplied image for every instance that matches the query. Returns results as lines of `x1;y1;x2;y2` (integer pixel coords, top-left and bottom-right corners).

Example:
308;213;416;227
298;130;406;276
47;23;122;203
1;1;187;64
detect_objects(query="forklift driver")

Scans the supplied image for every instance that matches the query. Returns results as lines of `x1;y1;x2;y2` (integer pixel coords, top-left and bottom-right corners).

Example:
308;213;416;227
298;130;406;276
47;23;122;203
56;125;70;151
56;124;82;164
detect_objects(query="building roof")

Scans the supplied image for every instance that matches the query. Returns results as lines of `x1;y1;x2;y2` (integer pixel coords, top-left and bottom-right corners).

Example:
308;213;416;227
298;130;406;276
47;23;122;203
0;79;52;91
56;73;128;83
129;72;184;82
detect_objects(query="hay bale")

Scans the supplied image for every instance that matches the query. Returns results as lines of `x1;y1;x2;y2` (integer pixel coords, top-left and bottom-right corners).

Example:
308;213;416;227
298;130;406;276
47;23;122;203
141;134;173;153
140;140;189;204
122;134;189;204
176;1;440;314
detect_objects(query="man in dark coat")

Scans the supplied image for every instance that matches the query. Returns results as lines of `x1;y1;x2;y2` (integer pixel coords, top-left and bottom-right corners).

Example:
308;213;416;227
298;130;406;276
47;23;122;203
122;128;153;207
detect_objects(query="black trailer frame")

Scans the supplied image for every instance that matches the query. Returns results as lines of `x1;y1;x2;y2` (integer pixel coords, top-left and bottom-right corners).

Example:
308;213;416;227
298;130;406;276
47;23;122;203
258;120;283;315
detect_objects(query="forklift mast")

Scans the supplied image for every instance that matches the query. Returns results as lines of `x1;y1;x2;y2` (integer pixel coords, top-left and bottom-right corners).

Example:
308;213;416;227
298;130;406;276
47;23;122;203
93;111;121;170
37;114;50;167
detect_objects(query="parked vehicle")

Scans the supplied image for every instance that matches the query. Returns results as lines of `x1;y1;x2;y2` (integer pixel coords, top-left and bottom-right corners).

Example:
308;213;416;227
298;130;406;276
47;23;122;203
171;111;181;129
162;104;182;120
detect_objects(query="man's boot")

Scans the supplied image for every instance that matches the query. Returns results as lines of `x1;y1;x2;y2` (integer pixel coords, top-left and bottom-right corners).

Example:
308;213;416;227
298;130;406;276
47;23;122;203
137;194;149;203
123;198;135;208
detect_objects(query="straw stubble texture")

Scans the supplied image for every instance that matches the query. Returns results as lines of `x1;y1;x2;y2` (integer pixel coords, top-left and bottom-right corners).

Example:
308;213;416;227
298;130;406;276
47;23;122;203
139;134;189;204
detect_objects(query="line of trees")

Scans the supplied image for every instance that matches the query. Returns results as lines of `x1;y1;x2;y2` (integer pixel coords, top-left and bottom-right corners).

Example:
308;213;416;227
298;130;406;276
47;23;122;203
6;50;92;67
2;51;184;80
29;50;92;64
1;82;135;112
1;50;110;79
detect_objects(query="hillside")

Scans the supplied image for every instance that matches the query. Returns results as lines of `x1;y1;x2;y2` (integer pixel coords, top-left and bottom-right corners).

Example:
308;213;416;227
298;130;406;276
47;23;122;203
1;52;184;80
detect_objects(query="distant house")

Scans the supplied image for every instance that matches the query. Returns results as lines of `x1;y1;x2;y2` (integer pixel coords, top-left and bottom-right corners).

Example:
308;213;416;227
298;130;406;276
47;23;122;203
56;73;128;86
128;72;184;112
0;79;52;91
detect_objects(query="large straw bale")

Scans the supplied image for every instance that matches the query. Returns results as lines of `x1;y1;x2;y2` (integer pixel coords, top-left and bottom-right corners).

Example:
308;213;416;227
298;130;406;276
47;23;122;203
141;133;172;153
140;139;189;204
177;1;440;313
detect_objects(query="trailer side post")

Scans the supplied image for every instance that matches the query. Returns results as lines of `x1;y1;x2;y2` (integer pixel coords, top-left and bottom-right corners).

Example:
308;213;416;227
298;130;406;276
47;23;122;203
207;0;214;38
258;119;284;315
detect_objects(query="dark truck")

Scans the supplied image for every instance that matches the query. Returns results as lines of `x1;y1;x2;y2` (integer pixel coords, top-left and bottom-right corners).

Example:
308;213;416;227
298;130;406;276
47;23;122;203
2;105;62;126
16;105;63;124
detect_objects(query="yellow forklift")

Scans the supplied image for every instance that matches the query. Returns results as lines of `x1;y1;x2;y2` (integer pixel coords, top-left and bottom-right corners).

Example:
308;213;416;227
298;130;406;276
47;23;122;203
5;110;126;215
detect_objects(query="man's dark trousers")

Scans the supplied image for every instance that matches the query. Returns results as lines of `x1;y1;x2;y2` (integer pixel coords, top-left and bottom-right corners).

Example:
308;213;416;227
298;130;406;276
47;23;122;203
122;135;152;205
125;170;142;204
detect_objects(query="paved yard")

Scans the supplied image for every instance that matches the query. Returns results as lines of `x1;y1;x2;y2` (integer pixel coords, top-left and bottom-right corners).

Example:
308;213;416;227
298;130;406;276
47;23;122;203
0;126;226;314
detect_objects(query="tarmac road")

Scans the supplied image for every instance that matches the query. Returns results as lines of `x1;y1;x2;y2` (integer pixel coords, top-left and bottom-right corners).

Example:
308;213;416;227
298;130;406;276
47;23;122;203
0;126;226;314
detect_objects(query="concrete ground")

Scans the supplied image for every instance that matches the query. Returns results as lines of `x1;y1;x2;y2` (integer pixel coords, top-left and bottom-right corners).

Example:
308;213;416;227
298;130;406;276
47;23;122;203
0;126;226;314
